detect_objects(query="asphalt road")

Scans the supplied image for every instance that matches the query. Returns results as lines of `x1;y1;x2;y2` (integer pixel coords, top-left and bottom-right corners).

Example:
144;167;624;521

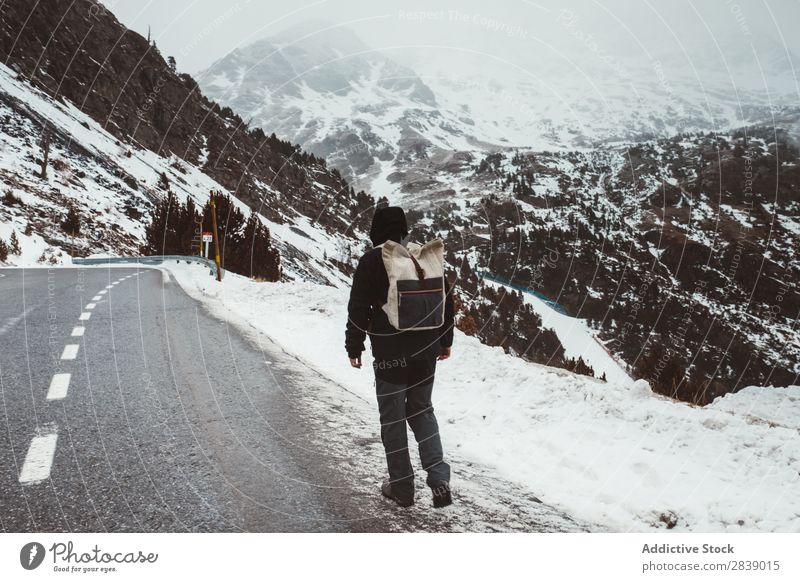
0;266;592;533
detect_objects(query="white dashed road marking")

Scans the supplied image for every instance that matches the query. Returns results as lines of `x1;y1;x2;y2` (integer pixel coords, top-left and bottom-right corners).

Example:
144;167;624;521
47;374;71;400
105;285;112;289
85;303;96;310
98;290;106;295
71;326;84;337
19;431;58;484
60;345;79;360
79;312;91;321
91;295;101;301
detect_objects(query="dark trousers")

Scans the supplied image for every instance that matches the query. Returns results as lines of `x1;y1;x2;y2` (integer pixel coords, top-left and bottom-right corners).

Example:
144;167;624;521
374;355;451;500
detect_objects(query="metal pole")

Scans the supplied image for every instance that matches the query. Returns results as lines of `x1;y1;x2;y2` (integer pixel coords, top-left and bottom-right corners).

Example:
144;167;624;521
210;191;222;282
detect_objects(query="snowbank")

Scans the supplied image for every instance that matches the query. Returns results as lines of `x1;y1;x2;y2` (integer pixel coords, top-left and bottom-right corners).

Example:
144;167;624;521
710;385;800;430
169;262;800;533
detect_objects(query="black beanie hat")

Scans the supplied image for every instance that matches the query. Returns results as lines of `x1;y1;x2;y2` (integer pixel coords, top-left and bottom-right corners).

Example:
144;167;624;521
369;206;408;246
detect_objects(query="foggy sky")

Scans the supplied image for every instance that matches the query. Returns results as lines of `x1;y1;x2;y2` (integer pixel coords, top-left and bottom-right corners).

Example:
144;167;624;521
101;0;800;77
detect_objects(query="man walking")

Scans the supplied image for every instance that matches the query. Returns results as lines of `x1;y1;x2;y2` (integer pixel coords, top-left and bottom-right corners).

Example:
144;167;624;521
346;206;454;508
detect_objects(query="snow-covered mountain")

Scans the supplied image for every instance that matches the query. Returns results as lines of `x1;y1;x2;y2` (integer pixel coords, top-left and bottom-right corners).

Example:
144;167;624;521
0;65;366;282
0;2;376;286
198;22;505;192
2;2;797;402
0;62;353;285
195;20;800;400
199;22;800;198
383;126;800;401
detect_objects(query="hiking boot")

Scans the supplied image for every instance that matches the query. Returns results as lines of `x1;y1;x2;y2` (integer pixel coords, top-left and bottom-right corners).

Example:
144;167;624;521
381;480;414;507
431;481;452;508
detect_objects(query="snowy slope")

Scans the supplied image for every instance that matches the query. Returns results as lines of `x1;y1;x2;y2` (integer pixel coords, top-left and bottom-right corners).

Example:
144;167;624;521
198;24;505;193
0;62;355;285
169;260;800;533
484;279;633;385
430;139;800;398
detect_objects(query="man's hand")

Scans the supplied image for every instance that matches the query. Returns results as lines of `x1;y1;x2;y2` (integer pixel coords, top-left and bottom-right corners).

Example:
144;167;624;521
349;356;362;368
437;347;452;361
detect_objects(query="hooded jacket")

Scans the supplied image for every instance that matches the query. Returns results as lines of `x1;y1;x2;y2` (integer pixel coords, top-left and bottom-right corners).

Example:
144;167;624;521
346;207;455;362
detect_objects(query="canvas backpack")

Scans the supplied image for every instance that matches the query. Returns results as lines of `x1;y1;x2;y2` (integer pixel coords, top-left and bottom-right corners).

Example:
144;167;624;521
379;239;446;331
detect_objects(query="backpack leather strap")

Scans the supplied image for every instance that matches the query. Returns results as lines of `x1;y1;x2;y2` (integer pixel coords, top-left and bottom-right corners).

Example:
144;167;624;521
408;254;426;282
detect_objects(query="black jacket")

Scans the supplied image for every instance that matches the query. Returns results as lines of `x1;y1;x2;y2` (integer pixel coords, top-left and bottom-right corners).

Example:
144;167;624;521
345;246;455;361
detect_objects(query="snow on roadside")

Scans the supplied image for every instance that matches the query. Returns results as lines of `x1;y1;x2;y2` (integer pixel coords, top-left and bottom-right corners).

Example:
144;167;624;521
709;385;800;430
168;261;800;533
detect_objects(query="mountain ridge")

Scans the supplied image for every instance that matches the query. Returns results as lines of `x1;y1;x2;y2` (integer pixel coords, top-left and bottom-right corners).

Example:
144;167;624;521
200;22;800;197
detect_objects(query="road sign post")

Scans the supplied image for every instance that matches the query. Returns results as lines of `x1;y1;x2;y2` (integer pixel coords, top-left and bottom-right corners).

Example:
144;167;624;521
209;192;222;282
202;232;213;259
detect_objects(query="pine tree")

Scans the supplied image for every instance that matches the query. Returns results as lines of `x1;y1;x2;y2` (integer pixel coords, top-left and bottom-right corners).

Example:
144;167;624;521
251;216;280;281
158;171;170;190
39;129;51;179
0;238;8;262
239;212;260;277
141;191;176;255
202;193;245;268
61;205;80;236
176;196;200;255
9;230;21;255
141;192;280;279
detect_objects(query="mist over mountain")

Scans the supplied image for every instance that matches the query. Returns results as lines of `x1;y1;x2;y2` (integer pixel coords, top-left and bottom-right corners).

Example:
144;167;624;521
200;18;800;198
199;21;484;191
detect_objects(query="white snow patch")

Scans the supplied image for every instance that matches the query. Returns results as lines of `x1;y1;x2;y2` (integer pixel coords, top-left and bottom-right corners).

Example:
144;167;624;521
484;279;633;386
